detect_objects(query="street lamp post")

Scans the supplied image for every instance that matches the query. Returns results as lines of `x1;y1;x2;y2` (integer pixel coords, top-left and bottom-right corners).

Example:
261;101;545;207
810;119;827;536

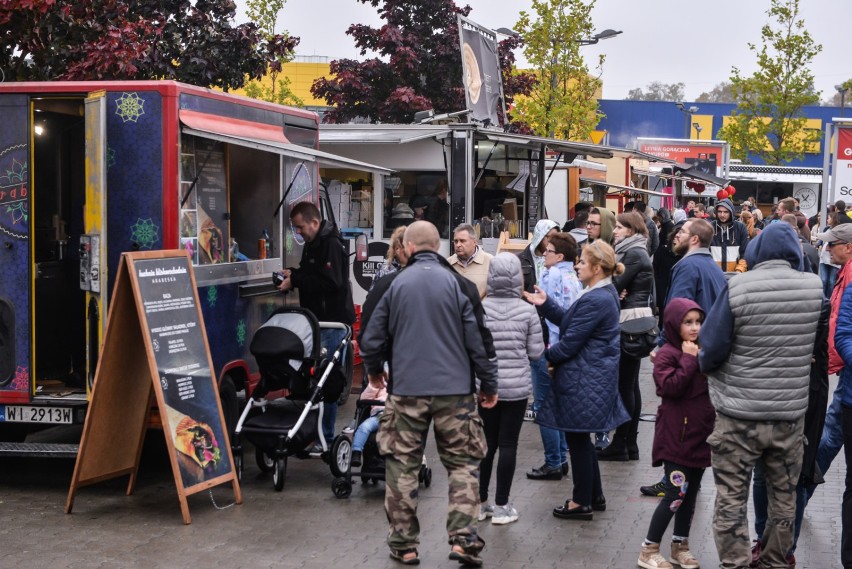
693;122;703;139
837;84;849;118
676;102;699;139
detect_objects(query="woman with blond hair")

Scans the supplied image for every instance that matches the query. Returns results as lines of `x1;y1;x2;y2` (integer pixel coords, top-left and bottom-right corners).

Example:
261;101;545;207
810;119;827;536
740;210;757;239
370;225;408;290
524;240;629;520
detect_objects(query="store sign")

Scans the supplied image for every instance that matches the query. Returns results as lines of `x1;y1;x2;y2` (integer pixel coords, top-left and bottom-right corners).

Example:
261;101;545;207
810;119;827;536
458;15;505;127
637;139;728;178
832;128;852;202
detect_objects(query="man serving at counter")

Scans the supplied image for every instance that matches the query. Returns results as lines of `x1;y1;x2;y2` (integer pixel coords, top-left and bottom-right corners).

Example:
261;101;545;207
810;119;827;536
276;201;355;451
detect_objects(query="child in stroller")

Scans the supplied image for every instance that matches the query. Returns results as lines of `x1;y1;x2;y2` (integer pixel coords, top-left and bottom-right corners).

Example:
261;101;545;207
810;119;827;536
329;371;432;499
350;378;387;468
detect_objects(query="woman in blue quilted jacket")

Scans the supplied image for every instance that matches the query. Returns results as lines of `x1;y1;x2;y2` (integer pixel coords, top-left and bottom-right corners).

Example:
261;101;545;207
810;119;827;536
524;240;629;521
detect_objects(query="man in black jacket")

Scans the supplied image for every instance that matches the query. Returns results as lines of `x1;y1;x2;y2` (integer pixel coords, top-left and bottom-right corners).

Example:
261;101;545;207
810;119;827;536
277;201;355;448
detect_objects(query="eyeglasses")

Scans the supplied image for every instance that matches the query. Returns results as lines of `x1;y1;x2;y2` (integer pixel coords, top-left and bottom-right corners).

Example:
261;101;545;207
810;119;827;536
543;248;558;255
586;221;601;227
828;241;849;248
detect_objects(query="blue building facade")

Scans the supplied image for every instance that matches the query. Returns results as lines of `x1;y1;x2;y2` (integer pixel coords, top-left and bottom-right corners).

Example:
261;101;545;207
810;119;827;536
597;99;844;167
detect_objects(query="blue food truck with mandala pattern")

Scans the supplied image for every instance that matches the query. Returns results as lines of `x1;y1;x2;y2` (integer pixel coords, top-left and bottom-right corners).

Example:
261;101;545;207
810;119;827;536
0;81;387;450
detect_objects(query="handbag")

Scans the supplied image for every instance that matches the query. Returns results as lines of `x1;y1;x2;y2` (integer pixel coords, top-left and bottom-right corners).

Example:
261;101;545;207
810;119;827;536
620;315;659;359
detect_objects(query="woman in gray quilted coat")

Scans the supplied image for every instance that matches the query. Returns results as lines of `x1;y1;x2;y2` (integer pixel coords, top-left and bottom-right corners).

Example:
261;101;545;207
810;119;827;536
478;253;545;525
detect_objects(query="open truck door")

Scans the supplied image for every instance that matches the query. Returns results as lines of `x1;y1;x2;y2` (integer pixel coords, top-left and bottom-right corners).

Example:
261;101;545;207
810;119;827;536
82;91;108;391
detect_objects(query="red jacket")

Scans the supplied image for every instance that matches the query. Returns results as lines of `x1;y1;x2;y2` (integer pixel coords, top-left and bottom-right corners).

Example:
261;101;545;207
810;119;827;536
829;261;852;374
651;298;716;469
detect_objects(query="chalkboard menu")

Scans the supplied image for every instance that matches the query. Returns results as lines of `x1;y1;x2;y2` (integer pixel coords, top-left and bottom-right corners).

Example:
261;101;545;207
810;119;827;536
67;251;240;524
134;256;231;488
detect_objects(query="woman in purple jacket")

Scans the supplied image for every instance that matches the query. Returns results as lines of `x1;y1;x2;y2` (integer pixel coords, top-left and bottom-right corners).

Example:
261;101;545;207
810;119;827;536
637;298;715;569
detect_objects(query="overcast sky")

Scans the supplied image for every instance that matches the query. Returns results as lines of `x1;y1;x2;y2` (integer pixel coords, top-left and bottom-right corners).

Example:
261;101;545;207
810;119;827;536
236;0;852;102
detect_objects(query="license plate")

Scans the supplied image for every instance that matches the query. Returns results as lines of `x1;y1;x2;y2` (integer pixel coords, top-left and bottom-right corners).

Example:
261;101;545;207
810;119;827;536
1;405;73;424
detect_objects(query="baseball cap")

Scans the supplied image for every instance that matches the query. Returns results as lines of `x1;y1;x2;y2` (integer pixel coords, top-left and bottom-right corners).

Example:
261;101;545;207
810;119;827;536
815;224;852;243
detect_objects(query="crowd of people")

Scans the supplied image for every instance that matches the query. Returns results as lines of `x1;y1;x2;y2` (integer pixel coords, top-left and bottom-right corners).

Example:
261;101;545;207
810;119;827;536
285;195;851;568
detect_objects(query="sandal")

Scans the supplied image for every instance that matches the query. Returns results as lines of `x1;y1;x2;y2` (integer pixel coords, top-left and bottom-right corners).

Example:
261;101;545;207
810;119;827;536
389;548;420;565
448;535;485;566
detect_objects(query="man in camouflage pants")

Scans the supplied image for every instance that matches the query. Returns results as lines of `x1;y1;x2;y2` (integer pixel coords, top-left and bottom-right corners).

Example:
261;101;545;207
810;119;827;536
360;221;498;567
699;223;823;568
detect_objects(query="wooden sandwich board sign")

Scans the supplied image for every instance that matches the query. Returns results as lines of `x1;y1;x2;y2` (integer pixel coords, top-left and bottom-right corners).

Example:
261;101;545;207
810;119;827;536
66;250;242;524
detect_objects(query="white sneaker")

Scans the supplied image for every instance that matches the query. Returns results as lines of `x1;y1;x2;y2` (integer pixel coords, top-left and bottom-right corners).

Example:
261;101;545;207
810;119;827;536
478;503;494;522
491;504;519;525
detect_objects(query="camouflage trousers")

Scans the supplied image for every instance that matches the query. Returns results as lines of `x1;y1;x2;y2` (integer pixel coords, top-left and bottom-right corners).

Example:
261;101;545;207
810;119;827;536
708;413;804;569
376;394;488;551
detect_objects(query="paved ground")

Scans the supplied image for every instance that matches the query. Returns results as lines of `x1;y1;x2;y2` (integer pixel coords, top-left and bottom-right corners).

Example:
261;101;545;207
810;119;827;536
0;362;844;569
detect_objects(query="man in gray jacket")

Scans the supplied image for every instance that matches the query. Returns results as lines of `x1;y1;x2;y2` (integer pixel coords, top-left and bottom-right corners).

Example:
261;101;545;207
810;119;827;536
699;223;823;569
360;221;499;567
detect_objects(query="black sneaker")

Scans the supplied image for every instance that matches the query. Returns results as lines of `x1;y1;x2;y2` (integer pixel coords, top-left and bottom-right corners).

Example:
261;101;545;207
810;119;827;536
351;450;362;467
526;463;562;480
639;481;666;497
561;461;569;476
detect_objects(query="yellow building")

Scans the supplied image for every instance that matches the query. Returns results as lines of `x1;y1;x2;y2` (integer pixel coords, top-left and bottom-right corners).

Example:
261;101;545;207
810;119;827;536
232;55;333;110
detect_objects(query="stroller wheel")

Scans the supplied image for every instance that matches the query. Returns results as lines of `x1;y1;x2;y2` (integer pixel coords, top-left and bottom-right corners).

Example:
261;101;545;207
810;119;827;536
272;457;287;491
255;448;274;473
332;477;352;499
330;436;352;478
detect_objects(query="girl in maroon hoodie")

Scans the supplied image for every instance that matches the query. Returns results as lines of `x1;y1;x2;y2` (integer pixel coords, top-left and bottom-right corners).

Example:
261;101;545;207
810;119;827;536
637;298;715;569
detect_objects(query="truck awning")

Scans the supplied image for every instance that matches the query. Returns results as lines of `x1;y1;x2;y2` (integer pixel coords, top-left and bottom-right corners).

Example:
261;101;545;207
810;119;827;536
578;178;673;197
180;109;289;144
182;126;394;174
482;132;613;159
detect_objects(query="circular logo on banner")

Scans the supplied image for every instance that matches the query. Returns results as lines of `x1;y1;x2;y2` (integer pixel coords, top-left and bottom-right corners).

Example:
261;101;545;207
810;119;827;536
354;241;390;292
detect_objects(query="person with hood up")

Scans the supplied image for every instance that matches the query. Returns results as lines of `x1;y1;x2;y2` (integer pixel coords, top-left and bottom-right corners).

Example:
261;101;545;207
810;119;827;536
637;298;714;569
651;210;688;328
588;207;616;246
710;198;749;273
699;223;823;569
523;240;630;521
518;219;568;481
478;254;545;526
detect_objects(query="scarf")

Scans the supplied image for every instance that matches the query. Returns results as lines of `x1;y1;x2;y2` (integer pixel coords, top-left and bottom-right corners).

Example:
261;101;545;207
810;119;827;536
614;233;647;262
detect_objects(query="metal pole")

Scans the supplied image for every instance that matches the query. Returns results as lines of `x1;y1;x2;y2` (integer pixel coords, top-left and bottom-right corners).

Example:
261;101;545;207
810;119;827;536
842;91;847;118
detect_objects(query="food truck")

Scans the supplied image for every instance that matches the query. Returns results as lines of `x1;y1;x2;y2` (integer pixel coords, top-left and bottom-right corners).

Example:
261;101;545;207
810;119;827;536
0;81;388;450
317;123;674;304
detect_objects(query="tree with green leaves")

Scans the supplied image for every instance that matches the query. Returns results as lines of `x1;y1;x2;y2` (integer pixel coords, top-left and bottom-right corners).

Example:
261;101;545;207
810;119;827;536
512;0;605;140
625;81;685;102
823;79;852;108
310;0;534;124
718;0;821;164
696;82;736;103
242;0;303;106
0;0;297;92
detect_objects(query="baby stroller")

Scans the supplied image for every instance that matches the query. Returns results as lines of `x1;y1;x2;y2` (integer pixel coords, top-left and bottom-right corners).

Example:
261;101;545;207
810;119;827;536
328;383;432;499
233;307;351;491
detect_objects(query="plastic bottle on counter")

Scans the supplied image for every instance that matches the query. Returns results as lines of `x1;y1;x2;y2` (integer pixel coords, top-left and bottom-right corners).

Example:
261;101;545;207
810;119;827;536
261;229;272;258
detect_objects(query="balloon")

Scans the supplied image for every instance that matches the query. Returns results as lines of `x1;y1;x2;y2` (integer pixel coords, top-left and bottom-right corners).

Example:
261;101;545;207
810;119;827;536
726;185;736;196
694;183;705;194
717;190;729;200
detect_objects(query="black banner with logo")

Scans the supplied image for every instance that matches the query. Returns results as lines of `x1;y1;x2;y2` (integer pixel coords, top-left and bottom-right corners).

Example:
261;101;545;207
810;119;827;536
458;15;506;127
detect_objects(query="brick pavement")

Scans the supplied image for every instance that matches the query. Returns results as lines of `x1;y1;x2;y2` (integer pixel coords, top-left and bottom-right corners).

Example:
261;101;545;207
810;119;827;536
0;362;844;568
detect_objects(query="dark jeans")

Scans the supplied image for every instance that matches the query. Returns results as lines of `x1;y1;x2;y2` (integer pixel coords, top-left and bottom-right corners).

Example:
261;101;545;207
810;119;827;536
479;399;527;506
564;432;602;507
646;461;705;543
613;354;642;445
842;404;852;568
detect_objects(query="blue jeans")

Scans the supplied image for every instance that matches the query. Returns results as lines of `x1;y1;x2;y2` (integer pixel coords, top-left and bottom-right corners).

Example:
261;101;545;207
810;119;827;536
816;383;844;480
531;356;567;468
352;414;379;452
820;263;839;300
753;460;807;552
320;327;348;443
